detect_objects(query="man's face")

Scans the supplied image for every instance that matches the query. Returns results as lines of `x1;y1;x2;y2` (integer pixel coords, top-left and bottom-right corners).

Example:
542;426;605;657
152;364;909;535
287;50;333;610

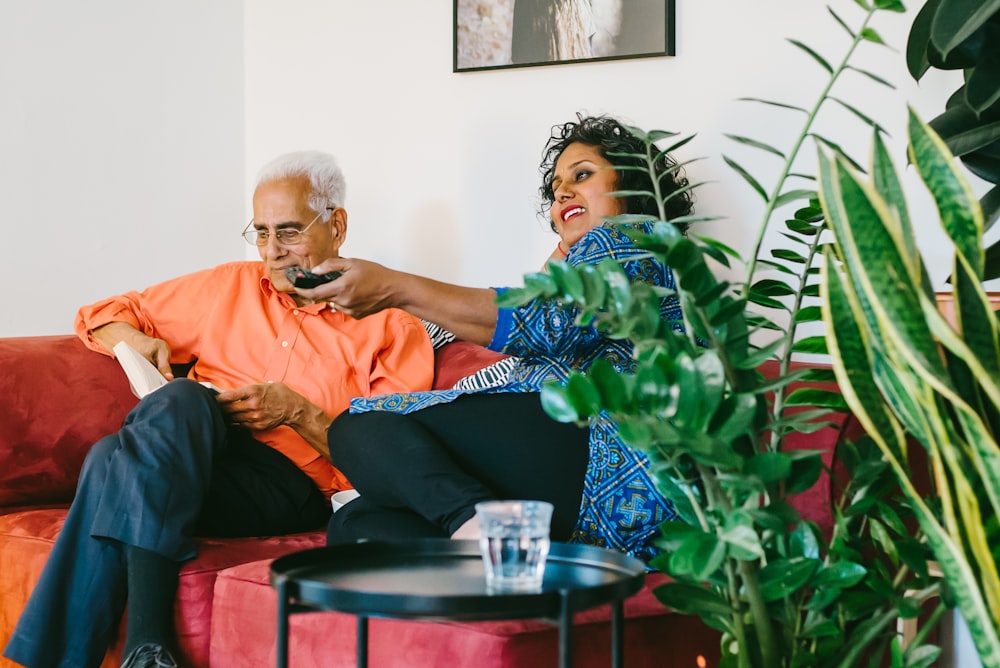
251;176;345;294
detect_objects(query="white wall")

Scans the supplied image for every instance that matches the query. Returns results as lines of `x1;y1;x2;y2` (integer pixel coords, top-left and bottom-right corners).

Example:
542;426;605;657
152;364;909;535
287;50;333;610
0;1;244;337
244;0;969;298
2;0;975;341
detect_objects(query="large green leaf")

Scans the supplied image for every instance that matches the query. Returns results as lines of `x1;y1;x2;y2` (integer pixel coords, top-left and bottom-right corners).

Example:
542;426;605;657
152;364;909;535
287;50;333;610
931;0;1000;58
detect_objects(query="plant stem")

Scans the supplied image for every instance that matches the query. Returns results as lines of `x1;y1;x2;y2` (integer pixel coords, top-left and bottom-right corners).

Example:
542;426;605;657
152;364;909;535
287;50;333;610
697;462;778;666
740;5;877;296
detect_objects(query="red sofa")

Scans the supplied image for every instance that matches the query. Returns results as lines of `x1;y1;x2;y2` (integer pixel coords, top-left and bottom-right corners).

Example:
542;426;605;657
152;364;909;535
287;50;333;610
0;335;844;667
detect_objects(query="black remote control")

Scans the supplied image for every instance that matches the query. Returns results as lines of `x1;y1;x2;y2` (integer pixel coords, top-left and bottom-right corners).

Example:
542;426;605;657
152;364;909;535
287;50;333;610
285;266;342;288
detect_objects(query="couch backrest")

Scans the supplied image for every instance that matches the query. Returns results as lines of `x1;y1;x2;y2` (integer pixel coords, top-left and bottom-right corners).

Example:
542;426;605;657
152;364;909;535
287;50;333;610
0;336;508;511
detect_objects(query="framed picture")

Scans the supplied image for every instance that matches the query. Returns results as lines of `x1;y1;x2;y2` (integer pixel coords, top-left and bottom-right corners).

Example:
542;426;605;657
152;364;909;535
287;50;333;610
454;0;675;73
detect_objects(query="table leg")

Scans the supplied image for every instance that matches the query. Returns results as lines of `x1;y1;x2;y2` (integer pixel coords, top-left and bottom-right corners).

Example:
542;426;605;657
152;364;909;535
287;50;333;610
611;601;624;668
356;615;369;668
276;580;289;668
559;593;573;668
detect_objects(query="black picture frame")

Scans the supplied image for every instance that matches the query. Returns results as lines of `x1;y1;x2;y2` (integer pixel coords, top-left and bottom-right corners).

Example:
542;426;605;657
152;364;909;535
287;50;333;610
454;0;675;73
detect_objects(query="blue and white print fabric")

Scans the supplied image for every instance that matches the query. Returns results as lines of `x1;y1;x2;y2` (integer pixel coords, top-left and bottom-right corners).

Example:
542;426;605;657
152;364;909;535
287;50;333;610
350;222;683;563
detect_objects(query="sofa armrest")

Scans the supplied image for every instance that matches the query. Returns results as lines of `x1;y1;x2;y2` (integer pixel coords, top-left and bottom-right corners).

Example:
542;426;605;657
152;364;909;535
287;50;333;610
0;335;138;509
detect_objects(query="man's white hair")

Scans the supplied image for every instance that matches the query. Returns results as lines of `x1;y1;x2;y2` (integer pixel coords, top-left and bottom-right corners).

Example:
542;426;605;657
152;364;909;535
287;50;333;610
255;150;346;221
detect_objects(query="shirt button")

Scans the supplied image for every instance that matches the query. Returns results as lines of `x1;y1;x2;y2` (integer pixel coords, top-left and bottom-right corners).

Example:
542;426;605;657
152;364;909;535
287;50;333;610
293;309;300;316
281;341;288;348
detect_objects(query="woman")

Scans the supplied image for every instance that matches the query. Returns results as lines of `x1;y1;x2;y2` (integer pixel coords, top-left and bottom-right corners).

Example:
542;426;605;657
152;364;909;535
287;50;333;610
303;114;693;562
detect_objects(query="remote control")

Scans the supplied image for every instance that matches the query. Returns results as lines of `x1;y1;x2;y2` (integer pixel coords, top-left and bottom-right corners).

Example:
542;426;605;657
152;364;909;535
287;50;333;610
285;266;342;288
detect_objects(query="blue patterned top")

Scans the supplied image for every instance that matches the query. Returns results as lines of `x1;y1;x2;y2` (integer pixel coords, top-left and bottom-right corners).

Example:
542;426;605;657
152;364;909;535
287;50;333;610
350;222;680;563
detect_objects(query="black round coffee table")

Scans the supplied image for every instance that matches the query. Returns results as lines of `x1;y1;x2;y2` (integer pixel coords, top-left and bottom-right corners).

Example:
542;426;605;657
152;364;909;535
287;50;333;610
270;539;646;668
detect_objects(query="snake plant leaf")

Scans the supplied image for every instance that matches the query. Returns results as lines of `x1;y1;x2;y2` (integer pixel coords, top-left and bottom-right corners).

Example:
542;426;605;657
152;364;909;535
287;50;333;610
822;130;1000;668
909;107;984;277
820;149;944;377
820;257;909;464
931;0;1000;59
951;258;1000;380
788;39;833;73
871;132;921;265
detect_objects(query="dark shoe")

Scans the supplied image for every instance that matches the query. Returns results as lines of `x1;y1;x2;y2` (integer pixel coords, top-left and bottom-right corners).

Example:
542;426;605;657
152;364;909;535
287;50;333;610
120;643;179;668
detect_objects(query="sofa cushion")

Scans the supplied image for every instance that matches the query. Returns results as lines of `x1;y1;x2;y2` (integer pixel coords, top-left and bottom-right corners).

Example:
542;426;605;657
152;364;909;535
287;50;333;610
0;336;138;509
0;509;325;668
209;558;721;668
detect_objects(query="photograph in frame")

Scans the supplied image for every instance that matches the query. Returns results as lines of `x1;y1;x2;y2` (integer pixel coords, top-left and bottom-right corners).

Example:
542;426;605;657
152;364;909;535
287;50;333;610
454;0;675;73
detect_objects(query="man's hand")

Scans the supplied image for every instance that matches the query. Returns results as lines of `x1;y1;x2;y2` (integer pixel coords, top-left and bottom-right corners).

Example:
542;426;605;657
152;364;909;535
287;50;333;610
92;322;174;380
217;383;333;459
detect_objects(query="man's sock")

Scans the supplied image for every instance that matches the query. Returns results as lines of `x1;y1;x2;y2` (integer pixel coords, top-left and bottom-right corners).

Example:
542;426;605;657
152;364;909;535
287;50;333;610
123;545;181;658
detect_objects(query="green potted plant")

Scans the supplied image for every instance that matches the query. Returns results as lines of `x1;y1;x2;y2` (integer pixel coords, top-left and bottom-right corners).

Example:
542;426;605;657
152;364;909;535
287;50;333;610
501;2;945;665
819;109;1000;668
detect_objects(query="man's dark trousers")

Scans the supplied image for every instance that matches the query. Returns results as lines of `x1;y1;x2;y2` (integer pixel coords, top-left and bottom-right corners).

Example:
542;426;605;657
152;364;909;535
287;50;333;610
3;380;328;668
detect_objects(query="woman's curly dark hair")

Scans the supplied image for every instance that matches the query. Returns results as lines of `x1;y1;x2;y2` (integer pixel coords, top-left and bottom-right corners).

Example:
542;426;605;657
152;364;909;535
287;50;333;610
538;114;693;233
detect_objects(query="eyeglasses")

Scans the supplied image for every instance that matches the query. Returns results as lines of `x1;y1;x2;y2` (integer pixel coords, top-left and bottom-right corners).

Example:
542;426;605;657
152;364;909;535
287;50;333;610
241;207;334;246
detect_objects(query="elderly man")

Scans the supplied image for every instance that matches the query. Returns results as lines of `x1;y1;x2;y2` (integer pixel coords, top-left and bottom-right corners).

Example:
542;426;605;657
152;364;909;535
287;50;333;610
2;151;434;668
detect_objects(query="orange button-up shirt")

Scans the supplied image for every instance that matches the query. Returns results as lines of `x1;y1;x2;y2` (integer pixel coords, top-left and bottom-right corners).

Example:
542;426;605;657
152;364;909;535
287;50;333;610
75;261;434;498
